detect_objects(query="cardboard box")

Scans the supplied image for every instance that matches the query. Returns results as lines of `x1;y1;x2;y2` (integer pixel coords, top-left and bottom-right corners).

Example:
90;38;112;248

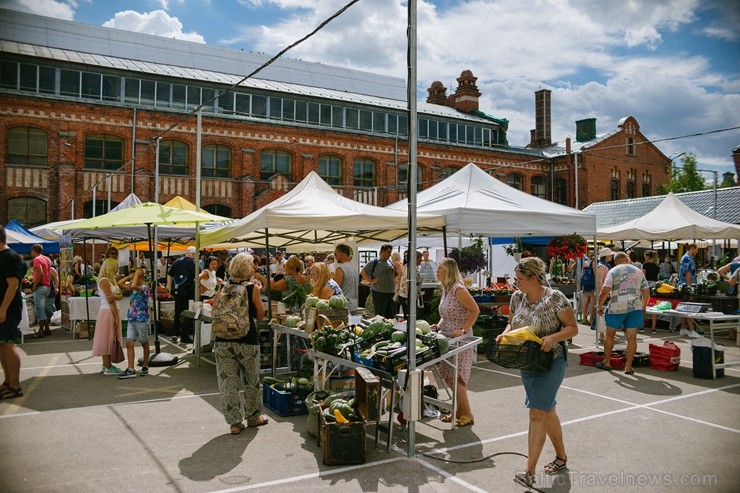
321;411;366;465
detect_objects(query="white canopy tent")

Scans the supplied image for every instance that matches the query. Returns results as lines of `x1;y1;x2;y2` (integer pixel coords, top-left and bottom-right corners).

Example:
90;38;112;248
386;163;596;238
200;171;446;249
598;193;740;240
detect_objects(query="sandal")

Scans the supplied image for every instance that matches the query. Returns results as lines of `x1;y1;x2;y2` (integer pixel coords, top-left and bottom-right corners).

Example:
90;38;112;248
230;423;246;435
455;415;474;427
247;415;269;427
595;361;612;371
440;414;454;423
624;368;635;375
514;471;536;488
0;385;23;400
544;456;567;475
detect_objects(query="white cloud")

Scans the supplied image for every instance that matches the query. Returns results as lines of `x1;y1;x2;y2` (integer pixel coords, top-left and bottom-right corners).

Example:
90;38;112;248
102;10;205;43
0;0;75;19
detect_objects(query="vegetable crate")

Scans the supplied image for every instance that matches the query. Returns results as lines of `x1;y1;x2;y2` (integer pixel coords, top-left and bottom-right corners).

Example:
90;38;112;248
320;410;366;465
262;383;311;416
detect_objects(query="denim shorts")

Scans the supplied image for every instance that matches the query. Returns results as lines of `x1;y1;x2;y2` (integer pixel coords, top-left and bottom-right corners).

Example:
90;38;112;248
605;309;643;330
126;320;150;344
0;316;20;343
521;350;568;412
33;286;50;321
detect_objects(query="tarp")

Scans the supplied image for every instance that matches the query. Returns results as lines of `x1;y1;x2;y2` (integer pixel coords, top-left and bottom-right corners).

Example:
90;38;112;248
4;219;60;254
386;163;596;238
200;172;446;249
597;193;740;240
164;196;209;213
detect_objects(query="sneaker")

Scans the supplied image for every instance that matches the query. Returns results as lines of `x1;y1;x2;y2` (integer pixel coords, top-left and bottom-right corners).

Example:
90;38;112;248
140;366;149;377
118;368;136;379
679;328;690;336
103;366;121;376
688;330;701;338
100;365;106;374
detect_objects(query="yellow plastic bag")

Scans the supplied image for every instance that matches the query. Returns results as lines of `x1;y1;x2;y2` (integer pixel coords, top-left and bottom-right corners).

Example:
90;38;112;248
501;326;542;345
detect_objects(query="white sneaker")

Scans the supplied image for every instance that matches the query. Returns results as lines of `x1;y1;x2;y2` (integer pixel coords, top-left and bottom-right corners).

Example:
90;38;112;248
688;331;701;338
679;329;690;336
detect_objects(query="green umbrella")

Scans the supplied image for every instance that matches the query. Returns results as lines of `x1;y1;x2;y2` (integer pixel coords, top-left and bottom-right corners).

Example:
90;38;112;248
60;203;229;364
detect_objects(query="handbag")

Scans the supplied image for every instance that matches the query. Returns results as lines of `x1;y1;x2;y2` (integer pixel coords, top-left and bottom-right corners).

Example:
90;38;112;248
111;338;125;364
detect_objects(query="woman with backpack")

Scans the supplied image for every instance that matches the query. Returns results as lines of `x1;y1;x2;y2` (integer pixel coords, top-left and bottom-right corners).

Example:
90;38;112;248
211;253;267;434
580;257;596;325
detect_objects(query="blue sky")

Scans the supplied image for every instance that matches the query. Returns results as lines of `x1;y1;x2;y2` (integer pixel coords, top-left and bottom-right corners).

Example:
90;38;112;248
3;0;739;182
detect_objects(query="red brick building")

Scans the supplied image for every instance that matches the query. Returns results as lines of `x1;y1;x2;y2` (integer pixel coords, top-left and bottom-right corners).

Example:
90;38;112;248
1;9;670;228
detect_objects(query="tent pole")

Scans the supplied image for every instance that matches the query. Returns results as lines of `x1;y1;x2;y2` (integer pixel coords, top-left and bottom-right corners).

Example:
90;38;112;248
83;237;91;341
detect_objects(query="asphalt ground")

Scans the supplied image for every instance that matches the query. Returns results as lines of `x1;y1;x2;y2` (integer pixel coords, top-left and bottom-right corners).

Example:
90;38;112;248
1;321;739;493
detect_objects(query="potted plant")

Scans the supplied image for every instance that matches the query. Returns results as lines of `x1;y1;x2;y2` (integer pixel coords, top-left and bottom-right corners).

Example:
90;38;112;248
504;237;524;260
450;237;487;276
547;234;588;260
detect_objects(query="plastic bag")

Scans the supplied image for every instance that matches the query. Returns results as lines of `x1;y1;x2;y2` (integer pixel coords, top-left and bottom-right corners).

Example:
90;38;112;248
595;314;606;334
500;326;542;345
656;301;673;311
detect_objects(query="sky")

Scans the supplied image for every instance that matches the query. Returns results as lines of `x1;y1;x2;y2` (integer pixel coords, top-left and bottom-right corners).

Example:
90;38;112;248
3;0;740;182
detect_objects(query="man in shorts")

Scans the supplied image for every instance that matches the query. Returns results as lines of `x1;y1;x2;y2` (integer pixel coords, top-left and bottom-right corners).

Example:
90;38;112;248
117;267;151;378
0;226;24;399
596;251;650;375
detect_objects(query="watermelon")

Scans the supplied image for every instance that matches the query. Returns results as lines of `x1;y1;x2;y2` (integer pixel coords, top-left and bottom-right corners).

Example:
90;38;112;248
306;296;320;308
391;331;407;343
416;320;431;334
328;295;347;309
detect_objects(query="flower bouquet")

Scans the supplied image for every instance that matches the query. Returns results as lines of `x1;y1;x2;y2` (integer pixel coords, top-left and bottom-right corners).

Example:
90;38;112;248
450;237;487;275
547;234;588;260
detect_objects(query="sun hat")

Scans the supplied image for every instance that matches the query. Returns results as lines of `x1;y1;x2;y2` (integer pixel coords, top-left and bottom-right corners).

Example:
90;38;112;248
598;247;614;259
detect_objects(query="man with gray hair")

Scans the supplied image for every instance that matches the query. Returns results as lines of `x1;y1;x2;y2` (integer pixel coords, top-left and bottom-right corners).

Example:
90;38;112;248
596;251;650;375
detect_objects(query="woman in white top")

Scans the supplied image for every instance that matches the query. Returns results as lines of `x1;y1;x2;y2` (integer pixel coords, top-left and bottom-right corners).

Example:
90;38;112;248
91;258;123;375
199;256;221;300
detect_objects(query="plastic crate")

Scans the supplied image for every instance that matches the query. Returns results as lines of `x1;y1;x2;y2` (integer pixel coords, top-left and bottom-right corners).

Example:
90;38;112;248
373;347;408;374
579;350;626;370
486;340;554;372
262;383;310;416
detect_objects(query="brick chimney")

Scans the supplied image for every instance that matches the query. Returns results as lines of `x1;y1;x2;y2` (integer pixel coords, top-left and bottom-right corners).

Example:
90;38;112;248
733;146;740;182
426;81;448;106
450;70;480;113
534;89;552;147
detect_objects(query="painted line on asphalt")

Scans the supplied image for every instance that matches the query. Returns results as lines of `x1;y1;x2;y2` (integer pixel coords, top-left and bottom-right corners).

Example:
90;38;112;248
207;456;405;492
2;354;60;416
415;456;490;493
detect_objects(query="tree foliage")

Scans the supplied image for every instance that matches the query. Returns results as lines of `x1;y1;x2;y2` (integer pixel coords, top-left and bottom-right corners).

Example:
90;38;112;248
657;154;707;194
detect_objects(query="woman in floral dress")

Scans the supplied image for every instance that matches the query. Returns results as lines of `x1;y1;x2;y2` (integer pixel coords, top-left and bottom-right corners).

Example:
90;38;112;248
434;257;479;427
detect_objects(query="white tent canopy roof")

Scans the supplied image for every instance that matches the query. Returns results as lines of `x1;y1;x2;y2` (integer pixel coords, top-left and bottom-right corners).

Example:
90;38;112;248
598;193;740;240
201;172;445;249
386;163;596;237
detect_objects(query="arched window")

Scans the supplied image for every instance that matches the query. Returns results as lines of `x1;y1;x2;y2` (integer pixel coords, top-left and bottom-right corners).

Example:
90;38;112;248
260;150;292;181
441;166;458;179
318;155;343;186
203;204;232;218
158;140;188;175
399;164;423;192
353;158;376;188
531;176;546;198
85;134;124;170
8;127;48;166
555;179;567;205
610;180;620;200
7;197;47;228
202;145;231;178
83;200;119;218
507;173;524;191
626;181;635;199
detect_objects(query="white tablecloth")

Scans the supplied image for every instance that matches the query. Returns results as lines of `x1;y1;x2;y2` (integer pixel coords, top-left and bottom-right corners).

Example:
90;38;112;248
66;296;131;322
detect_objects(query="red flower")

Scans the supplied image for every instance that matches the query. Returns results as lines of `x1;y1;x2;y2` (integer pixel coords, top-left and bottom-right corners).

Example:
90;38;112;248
547;235;588;260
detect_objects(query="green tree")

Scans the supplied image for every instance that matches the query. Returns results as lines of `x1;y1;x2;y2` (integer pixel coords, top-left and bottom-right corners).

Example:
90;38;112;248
657;153;706;194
